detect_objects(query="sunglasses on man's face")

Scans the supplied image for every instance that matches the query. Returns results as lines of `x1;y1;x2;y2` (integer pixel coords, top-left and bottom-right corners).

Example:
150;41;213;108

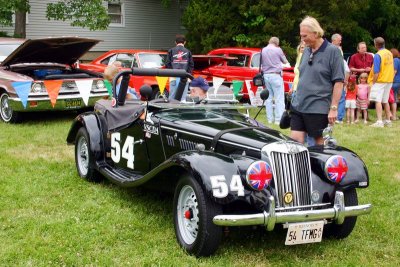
308;52;314;65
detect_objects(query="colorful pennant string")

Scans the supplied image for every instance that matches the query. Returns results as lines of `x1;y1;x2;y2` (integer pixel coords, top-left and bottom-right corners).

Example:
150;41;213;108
11;81;32;109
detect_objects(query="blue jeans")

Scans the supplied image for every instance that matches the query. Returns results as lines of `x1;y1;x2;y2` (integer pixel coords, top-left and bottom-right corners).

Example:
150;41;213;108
263;73;285;123
337;88;346;121
168;78;189;101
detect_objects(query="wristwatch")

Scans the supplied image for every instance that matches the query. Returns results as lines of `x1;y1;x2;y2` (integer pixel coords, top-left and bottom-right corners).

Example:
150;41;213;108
330;105;338;111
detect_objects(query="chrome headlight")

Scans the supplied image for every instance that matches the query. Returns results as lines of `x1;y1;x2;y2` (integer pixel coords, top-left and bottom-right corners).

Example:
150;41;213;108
31;82;45;93
245;161;273;191
96;79;105;89
324;155;348;183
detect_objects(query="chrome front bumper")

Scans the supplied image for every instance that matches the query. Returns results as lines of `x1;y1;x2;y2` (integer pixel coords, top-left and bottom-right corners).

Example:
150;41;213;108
213;191;372;231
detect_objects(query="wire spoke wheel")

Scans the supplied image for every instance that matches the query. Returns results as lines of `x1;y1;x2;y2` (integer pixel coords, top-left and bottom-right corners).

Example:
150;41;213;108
76;135;89;176
173;176;222;257
177;185;199;245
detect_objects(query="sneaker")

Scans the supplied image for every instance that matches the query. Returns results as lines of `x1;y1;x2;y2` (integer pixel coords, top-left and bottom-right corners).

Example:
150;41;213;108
370;121;384;128
354;120;359;123
363;120;368;124
335;120;343;124
384;120;392;127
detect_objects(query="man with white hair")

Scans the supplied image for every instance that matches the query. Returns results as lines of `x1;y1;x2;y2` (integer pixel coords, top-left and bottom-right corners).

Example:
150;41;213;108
261;36;289;124
290;16;344;145
331;33;343;55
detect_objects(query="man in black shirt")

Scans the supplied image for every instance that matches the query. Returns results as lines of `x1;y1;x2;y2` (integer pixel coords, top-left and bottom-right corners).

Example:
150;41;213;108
166;35;194;101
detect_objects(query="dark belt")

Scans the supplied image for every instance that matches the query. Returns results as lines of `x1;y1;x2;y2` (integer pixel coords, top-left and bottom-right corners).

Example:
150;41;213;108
265;72;281;74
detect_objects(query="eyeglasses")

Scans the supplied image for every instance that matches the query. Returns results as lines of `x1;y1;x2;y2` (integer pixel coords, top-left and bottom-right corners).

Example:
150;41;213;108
308;52;314;65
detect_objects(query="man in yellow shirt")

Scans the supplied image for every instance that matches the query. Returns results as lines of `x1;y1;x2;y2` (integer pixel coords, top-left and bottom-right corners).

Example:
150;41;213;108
368;37;394;127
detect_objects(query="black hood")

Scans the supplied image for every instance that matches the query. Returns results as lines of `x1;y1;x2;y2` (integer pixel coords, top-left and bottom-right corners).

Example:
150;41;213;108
1;37;100;66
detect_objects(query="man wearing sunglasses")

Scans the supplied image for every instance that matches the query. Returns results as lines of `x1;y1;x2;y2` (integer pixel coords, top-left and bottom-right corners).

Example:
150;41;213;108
290;16;344;145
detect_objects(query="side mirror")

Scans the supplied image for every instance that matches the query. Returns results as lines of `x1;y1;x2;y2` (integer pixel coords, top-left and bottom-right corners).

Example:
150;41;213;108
260;89;269;101
140;84;153;100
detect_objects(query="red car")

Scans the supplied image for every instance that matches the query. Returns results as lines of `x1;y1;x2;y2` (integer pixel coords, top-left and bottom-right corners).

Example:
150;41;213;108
78;49;168;98
193;47;294;100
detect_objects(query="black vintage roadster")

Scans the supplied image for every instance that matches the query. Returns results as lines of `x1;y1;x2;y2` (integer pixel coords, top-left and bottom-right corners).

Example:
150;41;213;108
67;68;372;257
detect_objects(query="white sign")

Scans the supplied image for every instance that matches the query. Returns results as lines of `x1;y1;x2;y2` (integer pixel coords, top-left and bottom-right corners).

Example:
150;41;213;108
285;221;324;245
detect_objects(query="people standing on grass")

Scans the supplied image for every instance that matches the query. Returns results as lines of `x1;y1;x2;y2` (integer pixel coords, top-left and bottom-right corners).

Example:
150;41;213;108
166;34;194;101
290;16;344;145
349;42;373;79
355;73;370;124
368;37;394;128
390;48;400;121
345;75;358;124
261;36;289;125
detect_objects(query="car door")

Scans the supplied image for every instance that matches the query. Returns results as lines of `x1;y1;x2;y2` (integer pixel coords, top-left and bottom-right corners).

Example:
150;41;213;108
110;120;150;175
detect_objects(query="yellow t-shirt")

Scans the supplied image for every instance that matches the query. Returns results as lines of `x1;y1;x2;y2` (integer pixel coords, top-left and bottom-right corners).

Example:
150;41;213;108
368;49;394;84
292;52;303;91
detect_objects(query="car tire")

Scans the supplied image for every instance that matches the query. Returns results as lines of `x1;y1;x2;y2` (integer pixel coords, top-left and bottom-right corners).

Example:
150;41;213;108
173;176;222;257
75;127;102;182
0;92;21;123
324;188;358;239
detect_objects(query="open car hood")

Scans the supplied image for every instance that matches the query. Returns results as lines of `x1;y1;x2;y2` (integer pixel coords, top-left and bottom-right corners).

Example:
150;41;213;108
1;37;100;67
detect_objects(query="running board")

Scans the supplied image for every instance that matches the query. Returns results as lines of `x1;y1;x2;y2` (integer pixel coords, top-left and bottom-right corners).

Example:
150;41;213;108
97;162;144;187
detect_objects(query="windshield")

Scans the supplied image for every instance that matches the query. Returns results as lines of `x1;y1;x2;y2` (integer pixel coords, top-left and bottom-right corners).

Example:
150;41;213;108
138;53;167;68
0;44;21;62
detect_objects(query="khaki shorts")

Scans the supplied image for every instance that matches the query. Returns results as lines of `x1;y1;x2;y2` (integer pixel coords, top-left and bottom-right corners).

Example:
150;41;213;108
369;83;392;103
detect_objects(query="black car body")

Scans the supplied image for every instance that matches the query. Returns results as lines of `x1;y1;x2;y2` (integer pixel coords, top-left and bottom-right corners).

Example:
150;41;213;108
66;68;372;257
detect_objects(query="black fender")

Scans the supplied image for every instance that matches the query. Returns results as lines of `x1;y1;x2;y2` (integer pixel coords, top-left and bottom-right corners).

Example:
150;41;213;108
66;112;106;162
309;146;369;190
146;151;271;209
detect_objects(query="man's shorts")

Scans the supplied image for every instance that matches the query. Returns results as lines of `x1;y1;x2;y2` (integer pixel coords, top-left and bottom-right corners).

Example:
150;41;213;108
369;83;392;103
290;110;329;138
345;99;356;109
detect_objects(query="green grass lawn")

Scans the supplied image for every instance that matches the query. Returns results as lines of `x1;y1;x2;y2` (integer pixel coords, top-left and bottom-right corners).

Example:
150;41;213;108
0;109;399;266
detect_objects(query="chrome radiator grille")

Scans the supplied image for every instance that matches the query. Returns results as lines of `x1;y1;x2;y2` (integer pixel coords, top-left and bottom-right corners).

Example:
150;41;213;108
262;142;312;208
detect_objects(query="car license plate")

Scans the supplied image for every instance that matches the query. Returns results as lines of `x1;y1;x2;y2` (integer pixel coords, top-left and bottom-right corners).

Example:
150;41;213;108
65;99;82;109
285;221;324;245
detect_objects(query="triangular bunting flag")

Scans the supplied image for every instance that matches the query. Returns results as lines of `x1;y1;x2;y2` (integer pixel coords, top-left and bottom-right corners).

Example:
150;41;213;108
12;81;32;109
212;77;225;95
169;77;179;99
232;80;243;97
249;80;258;95
244;80;252;95
156;76;168;95
44;80;63;108
75;80;93;106
104;79;113;98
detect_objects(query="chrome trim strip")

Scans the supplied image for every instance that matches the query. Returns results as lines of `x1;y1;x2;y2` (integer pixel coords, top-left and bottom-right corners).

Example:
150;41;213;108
161;126;214;140
213;191;373;229
160;125;260;152
218;140;260;152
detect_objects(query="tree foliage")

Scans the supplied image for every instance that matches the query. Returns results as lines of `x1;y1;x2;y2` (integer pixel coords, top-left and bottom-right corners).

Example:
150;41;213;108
183;0;400;62
46;0;110;31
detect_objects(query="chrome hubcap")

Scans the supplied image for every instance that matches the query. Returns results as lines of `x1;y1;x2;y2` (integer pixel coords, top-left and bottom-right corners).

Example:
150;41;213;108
0;94;12;121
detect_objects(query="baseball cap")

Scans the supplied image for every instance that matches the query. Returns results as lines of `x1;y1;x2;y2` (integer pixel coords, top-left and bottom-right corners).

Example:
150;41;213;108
190;77;209;91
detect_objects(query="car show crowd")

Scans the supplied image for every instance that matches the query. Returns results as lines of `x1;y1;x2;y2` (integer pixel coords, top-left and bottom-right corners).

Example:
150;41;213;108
263;16;399;146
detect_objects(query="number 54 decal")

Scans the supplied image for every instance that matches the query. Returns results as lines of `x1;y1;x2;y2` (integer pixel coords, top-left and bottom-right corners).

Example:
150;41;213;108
210;175;245;198
110;133;143;169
